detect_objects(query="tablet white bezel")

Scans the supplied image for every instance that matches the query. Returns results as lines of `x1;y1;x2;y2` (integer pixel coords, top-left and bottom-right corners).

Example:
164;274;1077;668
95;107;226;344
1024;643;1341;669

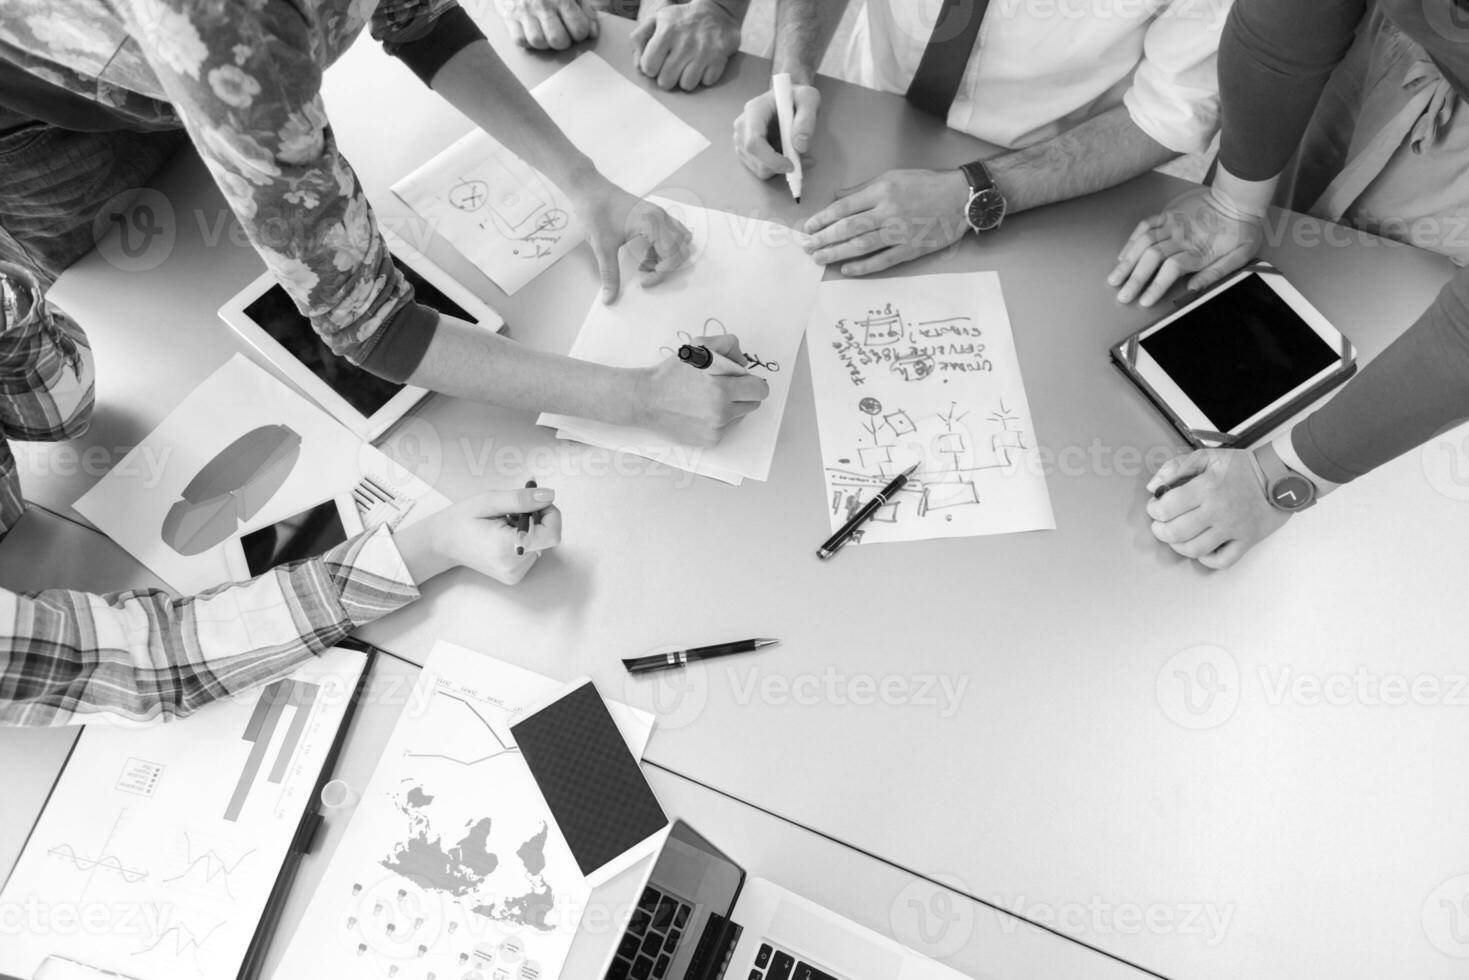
217;228;503;442
1129;268;1353;441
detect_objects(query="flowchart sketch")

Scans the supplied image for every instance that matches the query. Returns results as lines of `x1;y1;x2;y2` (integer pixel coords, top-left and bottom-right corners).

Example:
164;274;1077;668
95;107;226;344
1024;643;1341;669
806;272;1055;545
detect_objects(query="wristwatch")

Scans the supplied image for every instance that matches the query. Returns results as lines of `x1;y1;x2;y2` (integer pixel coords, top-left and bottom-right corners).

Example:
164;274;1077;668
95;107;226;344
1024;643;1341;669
959;160;1007;234
1253;441;1317;512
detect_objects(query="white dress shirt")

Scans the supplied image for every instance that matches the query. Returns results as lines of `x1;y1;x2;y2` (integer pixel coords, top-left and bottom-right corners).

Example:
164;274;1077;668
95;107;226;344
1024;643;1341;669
841;0;1232;154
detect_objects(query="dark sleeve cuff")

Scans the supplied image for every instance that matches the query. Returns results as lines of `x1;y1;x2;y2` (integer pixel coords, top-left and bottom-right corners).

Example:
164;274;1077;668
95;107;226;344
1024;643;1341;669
384;5;485;86
361;301;440;383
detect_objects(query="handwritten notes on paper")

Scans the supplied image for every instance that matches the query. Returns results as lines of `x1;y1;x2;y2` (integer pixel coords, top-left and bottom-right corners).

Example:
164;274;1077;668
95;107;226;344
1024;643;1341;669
539;199;822;485
392;53;709;295
806;272;1054;544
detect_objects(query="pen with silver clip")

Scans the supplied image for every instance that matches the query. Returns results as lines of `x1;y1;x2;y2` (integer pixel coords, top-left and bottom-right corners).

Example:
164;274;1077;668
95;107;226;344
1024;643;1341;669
623;638;780;675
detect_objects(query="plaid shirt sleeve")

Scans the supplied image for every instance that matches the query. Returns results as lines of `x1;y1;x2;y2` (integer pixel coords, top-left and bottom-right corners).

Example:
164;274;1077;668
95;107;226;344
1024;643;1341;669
0;524;420;728
0;275;97;539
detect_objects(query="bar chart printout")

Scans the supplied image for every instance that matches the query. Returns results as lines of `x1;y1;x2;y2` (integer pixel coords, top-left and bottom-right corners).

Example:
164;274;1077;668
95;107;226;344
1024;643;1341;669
0;648;365;980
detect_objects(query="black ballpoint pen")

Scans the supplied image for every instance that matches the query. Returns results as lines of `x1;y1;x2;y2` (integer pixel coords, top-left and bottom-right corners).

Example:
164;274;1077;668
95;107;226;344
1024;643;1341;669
817;463;919;560
623;638;780;674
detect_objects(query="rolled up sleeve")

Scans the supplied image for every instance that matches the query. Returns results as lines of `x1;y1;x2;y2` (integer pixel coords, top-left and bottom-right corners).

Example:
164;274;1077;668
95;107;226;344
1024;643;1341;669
371;0;487;85
1122;0;1232;156
120;0;439;382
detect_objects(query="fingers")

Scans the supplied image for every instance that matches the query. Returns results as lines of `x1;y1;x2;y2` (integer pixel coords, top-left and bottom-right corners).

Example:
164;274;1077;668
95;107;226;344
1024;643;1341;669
591;235;621;304
1107;217;1165;287
733;95;790;179
701;333;746;365
471;486;557;518
723;375;770;403
557;0;594;41
1135;251;1195;307
1115;239;1186;305
1198;540;1246;570
839;245;921;277
629;16;655;57
1149;504;1211;546
636;208;693;288
803;214;875;251
790;85;820;154
1186;251;1248;293
519;13;548;48
702;57;728;88
803;185;877;236
1146;449;1212;495
538;9;572;49
523;505;563;553
505;13;529;46
679;58;705;92
639;18;678;79
1166;525;1230;560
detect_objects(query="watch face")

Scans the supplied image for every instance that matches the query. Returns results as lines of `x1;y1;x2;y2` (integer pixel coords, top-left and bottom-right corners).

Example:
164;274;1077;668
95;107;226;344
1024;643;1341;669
967;188;1006;232
1270;475;1315;511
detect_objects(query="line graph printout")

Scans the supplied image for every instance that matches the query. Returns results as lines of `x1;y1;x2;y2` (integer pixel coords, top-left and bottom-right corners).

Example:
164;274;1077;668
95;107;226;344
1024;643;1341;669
0;648;366;980
806;272;1055;545
277;642;656;980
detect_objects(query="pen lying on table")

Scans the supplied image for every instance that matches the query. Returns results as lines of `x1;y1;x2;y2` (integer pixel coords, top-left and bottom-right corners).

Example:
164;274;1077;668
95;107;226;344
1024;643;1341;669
623;638;780;674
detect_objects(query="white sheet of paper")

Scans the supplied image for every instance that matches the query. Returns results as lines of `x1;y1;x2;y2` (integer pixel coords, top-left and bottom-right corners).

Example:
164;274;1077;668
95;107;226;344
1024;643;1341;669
806;272;1055;544
392;52;709;295
0;648;367;980
539;199;822;484
74;355;371;592
276;641;655;980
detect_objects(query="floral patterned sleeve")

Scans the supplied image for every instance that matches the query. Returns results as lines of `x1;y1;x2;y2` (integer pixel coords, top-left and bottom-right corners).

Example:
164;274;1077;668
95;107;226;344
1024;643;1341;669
109;0;483;381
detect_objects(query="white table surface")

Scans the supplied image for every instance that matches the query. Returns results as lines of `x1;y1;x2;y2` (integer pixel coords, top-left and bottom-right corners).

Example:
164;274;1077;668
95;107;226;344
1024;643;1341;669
8;9;1469;980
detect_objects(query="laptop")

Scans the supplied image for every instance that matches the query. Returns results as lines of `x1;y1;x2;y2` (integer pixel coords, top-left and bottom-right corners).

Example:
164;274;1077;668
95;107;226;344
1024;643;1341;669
601;821;972;980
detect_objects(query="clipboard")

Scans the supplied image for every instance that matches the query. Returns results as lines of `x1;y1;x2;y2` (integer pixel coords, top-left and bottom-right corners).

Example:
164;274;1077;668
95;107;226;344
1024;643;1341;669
1109;262;1358;449
8;641;380;980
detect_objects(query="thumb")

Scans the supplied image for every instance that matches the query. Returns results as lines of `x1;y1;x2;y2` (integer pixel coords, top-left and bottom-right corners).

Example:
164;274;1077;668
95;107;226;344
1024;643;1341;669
469;486;556;518
792;86;820;153
592;236;622;303
1146;450;1211;494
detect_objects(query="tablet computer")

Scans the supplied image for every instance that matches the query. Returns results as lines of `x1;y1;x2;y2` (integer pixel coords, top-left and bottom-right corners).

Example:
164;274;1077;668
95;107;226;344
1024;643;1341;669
218;229;503;442
1110;264;1356;449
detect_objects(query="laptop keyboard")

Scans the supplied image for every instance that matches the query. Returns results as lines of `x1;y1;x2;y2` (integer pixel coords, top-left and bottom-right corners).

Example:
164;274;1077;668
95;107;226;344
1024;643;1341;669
748;942;843;980
606;885;692;980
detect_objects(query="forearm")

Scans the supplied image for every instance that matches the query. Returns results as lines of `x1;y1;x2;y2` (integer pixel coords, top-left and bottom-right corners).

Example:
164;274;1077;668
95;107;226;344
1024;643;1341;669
773;0;849;83
984;105;1174;215
0;527;418;727
641;0;752;23
431;39;601;192
408;314;643;424
1290;271;1469;485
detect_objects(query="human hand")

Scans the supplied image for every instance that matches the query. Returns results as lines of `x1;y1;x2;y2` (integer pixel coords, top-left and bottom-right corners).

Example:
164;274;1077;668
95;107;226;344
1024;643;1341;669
634;333;769;445
571;181;693;302
396;487;564;586
1108;186;1265;307
497;0;600;50
631;0;743;91
801;169;969;276
1145;449;1289;570
732;82;819;179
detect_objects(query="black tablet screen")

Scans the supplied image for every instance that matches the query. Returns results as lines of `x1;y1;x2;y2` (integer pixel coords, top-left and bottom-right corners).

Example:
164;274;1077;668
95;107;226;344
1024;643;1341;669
240;500;348;576
1139;274;1338;431
242;255;474;418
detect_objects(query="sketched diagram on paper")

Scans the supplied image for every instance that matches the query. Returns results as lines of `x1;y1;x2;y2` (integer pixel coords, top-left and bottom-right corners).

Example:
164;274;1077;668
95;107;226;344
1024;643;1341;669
446;151;570;260
657;317;783;374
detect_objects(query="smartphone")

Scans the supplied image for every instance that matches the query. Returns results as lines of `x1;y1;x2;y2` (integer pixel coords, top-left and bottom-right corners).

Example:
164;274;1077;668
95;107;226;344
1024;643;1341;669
511;677;669;887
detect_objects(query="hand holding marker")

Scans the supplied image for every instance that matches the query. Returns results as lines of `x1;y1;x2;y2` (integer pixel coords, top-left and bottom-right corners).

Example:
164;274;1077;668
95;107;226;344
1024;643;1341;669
772;73;805;203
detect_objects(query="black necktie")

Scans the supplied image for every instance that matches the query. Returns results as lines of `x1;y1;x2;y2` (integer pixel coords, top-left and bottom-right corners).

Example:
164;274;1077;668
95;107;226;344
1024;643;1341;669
906;0;992;119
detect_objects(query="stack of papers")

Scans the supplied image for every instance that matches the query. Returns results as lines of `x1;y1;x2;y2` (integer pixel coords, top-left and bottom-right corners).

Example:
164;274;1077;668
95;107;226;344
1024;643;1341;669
540;199;823;485
393;53;710;295
277;641;656;980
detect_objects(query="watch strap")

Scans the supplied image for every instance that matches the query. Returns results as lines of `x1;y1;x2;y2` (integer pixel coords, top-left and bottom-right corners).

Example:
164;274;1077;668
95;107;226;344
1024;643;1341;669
960;160;995;194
